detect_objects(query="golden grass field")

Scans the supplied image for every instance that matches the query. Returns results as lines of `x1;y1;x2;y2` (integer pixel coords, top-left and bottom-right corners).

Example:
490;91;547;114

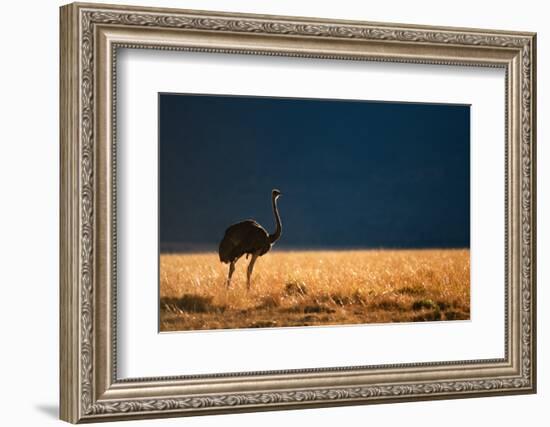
160;249;470;332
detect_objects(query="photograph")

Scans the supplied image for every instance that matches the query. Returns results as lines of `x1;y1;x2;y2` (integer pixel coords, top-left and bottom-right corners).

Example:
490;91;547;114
158;93;471;332
58;2;536;422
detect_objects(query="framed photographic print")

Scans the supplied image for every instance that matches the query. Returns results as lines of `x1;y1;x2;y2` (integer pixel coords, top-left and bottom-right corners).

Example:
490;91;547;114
158;94;471;332
60;2;537;423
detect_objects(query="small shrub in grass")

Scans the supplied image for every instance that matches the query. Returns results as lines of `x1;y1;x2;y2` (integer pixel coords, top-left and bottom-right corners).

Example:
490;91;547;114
284;281;308;296
412;299;438;311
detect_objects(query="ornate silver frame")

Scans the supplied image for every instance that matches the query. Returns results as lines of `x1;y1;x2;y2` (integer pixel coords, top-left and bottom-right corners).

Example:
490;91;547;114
60;2;537;423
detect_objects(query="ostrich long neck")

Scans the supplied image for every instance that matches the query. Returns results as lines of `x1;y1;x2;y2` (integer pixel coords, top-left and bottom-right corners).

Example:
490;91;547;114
268;196;282;244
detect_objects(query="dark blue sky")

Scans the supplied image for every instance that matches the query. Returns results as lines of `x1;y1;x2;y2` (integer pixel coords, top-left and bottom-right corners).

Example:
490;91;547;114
159;93;470;251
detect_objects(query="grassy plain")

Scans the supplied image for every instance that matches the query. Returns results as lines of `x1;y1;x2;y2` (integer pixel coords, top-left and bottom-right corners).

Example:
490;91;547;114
159;249;470;332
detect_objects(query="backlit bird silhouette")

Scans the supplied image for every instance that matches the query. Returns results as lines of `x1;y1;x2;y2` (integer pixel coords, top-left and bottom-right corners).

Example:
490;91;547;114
218;189;282;290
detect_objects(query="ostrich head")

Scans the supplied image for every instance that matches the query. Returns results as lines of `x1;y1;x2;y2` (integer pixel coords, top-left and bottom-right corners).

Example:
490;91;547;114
272;189;282;199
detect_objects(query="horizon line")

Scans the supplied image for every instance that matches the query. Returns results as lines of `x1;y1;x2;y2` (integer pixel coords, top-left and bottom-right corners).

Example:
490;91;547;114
160;246;470;254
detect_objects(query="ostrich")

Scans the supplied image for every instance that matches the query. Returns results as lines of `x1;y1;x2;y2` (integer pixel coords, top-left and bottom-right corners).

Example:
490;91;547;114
218;189;282;290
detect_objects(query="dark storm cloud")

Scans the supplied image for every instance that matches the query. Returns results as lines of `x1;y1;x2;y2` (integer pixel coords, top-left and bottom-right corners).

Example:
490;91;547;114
159;93;470;251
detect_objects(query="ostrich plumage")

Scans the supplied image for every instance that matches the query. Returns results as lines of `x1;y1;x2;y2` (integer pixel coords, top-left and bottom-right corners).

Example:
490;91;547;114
218;189;282;289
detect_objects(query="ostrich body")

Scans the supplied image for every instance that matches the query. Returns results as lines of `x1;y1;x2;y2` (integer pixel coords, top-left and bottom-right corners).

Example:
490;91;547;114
218;189;282;289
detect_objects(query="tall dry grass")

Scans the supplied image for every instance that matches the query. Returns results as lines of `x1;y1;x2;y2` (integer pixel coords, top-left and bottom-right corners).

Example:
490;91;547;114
160;249;470;331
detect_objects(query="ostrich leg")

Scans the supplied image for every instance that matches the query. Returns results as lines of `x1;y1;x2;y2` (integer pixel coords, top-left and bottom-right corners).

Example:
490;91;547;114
246;253;260;291
226;261;236;289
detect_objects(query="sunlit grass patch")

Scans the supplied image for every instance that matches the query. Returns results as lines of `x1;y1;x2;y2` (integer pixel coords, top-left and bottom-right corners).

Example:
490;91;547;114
159;249;470;331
